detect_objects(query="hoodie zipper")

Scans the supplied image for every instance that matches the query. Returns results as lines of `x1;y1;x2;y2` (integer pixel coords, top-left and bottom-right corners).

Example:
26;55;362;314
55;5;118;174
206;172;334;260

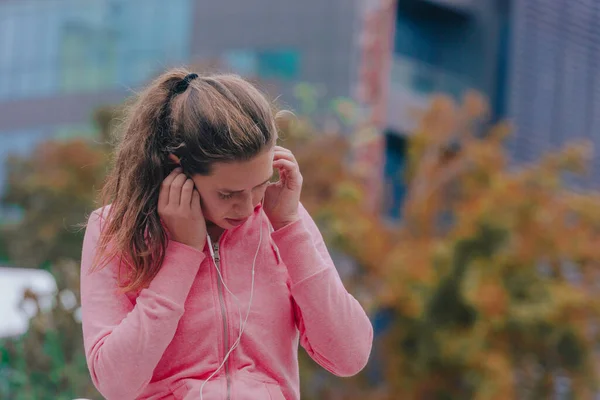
212;240;232;400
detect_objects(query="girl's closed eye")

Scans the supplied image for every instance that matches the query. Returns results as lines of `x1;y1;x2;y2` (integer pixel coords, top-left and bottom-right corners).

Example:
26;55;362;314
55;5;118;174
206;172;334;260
219;192;234;200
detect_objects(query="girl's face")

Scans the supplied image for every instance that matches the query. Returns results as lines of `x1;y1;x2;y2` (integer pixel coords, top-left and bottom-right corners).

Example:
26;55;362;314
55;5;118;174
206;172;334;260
190;147;275;230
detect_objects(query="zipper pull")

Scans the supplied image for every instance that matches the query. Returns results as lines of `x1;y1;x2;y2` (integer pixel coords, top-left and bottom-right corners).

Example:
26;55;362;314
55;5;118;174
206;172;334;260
212;242;220;263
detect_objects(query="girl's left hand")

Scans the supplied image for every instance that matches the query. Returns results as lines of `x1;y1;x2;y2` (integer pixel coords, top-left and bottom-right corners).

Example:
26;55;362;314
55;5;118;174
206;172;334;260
264;146;303;230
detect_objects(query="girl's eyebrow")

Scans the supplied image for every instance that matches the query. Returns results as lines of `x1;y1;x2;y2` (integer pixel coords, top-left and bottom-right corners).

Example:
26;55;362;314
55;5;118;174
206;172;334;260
219;177;271;194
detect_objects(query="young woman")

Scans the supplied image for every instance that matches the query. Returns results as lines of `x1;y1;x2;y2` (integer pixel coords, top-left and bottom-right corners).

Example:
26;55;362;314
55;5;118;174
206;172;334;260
80;69;373;400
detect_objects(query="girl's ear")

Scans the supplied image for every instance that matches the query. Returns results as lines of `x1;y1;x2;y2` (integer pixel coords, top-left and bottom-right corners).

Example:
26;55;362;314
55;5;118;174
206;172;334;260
165;154;182;175
168;154;181;165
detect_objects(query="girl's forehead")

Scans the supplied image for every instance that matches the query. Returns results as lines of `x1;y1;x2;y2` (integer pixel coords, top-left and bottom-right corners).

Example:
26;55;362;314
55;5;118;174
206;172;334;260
198;149;274;190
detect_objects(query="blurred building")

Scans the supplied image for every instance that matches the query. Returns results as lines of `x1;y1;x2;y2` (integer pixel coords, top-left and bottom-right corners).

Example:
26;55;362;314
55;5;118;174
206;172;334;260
357;0;511;220
508;0;600;188
0;0;360;197
362;0;600;220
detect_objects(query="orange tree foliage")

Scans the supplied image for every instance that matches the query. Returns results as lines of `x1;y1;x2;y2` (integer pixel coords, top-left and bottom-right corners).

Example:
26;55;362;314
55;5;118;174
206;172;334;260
376;93;600;399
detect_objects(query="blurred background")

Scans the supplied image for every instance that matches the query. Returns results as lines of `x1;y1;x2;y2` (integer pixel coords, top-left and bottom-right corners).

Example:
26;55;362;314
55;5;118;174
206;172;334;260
3;0;600;399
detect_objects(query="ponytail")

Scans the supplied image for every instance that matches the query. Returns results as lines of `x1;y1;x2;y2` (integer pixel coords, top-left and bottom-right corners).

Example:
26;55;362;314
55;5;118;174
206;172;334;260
92;68;194;292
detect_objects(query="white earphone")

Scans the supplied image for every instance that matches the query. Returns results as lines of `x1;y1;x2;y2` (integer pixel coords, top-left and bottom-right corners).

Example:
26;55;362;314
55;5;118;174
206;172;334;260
199;209;264;400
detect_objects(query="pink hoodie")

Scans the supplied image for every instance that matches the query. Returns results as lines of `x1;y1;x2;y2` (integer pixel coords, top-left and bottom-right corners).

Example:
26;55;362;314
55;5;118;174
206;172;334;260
80;203;373;400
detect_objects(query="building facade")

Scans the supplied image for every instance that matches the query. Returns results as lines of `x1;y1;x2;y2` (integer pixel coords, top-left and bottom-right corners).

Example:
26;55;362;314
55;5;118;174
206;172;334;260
508;0;600;188
357;0;511;219
362;0;600;220
0;0;360;196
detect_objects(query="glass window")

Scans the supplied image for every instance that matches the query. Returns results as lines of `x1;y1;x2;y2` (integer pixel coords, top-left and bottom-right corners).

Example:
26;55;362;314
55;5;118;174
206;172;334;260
59;15;118;93
0;2;61;100
223;49;301;81
394;2;479;97
0;73;9;100
257;50;300;81
383;131;408;220
0;0;193;100
492;5;510;120
115;0;192;87
0;16;16;100
223;50;258;76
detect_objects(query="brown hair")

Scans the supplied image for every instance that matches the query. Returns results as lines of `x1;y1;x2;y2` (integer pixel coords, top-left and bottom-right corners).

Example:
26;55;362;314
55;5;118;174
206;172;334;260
92;68;278;292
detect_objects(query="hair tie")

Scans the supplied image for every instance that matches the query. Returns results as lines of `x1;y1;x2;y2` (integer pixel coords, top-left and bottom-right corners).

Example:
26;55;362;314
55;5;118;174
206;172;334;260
172;73;199;95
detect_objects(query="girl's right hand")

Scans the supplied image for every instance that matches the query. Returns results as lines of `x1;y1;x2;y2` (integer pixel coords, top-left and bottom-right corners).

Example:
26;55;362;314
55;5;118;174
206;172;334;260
158;168;207;251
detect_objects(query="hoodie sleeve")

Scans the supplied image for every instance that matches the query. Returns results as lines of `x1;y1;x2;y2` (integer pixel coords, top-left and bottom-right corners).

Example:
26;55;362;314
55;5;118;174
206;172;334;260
80;210;206;400
270;203;373;377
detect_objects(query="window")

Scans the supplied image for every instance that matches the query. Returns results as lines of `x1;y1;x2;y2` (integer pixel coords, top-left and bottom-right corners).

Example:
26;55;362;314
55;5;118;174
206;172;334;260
394;1;480;97
0;3;61;101
257;50;300;81
115;0;192;87
0;0;193;100
492;2;511;121
383;131;408;220
60;22;117;93
223;50;258;76
223;49;300;81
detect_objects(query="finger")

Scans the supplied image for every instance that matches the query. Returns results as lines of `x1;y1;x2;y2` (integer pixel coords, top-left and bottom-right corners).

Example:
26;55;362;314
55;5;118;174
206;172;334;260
179;179;194;209
273;159;301;187
159;168;182;210
273;158;297;169
274;145;292;153
169;173;188;207
274;146;294;155
191;189;202;215
273;150;297;164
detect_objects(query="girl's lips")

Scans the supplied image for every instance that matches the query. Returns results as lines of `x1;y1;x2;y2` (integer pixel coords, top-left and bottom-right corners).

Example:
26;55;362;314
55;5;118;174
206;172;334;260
225;218;247;226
